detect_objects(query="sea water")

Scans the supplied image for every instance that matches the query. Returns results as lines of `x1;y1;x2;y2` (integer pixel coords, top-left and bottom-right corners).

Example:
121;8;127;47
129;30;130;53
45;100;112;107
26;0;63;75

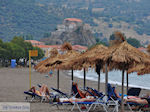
68;69;150;90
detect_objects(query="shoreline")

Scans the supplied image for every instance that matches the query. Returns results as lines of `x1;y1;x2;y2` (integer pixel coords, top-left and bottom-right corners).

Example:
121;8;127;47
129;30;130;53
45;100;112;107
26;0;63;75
67;70;150;91
0;67;149;112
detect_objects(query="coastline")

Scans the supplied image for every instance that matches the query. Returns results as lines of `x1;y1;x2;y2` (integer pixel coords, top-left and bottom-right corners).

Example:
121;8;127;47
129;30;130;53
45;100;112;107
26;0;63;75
0;67;149;112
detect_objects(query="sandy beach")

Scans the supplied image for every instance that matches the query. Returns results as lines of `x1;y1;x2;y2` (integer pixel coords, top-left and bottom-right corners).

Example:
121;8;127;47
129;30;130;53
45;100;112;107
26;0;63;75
0;67;149;112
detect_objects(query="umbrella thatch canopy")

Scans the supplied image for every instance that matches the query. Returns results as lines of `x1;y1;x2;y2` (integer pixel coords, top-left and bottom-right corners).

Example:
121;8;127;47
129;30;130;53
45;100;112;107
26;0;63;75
93;41;150;112
137;66;150;75
34;42;79;73
100;41;150;70
137;45;150;75
34;43;80;89
58;44;108;90
34;48;59;72
35;50;80;73
59;44;108;70
147;44;150;54
127;44;150;75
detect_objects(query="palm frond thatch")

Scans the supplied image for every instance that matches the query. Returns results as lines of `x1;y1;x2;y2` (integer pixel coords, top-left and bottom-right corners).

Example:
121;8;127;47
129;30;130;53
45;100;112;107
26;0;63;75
50;48;58;58
137;66;150;75
127;64;145;74
61;42;72;51
35;50;80;73
94;41;150;71
59;44;108;70
147;44;150;54
127;64;150;75
110;31;126;46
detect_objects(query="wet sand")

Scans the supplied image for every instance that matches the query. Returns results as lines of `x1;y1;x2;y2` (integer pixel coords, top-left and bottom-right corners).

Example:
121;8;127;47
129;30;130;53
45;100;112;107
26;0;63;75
0;67;149;112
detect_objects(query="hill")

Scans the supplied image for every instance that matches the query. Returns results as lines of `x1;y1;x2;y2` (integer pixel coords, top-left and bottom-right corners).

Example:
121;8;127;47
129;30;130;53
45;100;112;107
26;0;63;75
41;18;96;46
0;0;150;45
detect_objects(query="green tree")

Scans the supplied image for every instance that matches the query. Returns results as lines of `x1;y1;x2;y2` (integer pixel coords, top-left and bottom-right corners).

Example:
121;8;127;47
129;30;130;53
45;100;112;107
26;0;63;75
127;37;141;48
88;41;107;50
8;42;25;64
11;36;34;66
11;36;25;47
26;35;34;40
23;42;33;66
32;47;44;61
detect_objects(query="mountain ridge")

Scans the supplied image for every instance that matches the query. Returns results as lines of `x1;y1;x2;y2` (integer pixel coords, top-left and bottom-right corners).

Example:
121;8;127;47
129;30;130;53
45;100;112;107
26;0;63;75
0;0;150;45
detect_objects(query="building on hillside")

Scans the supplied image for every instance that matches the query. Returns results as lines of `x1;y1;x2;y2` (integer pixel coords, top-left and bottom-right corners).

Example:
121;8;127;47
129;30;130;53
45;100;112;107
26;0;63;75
55;18;83;34
63;18;83;26
25;40;88;57
33;45;61;57
72;45;88;52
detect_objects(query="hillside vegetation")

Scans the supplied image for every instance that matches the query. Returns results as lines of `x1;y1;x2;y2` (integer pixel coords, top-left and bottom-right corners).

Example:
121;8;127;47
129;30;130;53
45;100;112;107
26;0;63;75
0;0;150;45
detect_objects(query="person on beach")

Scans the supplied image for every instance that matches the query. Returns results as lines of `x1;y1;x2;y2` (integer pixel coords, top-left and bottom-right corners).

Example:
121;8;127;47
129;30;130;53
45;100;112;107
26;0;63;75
124;94;150;104
29;84;50;99
56;97;96;103
72;82;95;98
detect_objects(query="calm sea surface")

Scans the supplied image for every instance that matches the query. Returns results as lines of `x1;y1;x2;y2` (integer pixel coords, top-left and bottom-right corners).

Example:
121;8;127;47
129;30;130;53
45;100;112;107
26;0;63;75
68;69;150;90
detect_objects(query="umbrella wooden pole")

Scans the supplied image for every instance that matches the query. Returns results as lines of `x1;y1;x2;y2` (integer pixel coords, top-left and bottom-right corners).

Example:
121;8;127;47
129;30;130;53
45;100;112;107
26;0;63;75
71;69;74;92
126;72;129;95
121;69;125;112
105;63;108;96
71;69;74;82
84;68;86;89
98;73;100;91
57;69;59;89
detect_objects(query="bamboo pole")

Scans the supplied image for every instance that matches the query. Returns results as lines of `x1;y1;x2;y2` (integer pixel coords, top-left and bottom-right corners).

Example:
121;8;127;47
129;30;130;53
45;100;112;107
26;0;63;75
105;63;108;96
126;72;129;95
57;69;59;89
98;72;100;91
121;69;125;112
83;68;86;89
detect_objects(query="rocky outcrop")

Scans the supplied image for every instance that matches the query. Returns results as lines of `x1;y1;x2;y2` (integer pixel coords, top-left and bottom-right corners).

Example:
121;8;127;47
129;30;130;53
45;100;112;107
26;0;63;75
41;19;96;46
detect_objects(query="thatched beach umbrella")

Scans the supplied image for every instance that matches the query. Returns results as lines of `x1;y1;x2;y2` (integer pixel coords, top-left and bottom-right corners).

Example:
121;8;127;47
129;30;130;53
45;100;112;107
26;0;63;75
95;41;150;112
127;63;150;75
34;48;59;72
58;44;108;91
147;44;150;54
35;43;80;89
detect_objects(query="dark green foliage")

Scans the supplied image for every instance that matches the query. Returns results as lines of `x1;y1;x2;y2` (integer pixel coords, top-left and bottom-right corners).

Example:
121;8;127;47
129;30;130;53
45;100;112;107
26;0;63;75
0;36;44;66
43;33;51;38
1;0;150;41
88;41;107;50
127;37;142;48
32;47;44;60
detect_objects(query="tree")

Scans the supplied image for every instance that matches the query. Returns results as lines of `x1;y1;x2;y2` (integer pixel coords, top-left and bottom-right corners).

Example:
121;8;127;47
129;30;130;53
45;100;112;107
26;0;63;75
11;36;33;66
7;42;25;64
127;37;141;48
43;32;51;38
26;35;34;40
88;41;107;50
32;47;44;61
11;36;25;47
23;42;33;66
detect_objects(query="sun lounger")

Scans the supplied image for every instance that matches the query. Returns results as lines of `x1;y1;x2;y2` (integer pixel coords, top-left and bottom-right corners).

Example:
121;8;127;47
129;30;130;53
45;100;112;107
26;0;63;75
106;83;121;112
70;98;108;112
24;91;47;102
86;87;104;98
127;87;141;96
51;87;70;98
72;82;85;98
